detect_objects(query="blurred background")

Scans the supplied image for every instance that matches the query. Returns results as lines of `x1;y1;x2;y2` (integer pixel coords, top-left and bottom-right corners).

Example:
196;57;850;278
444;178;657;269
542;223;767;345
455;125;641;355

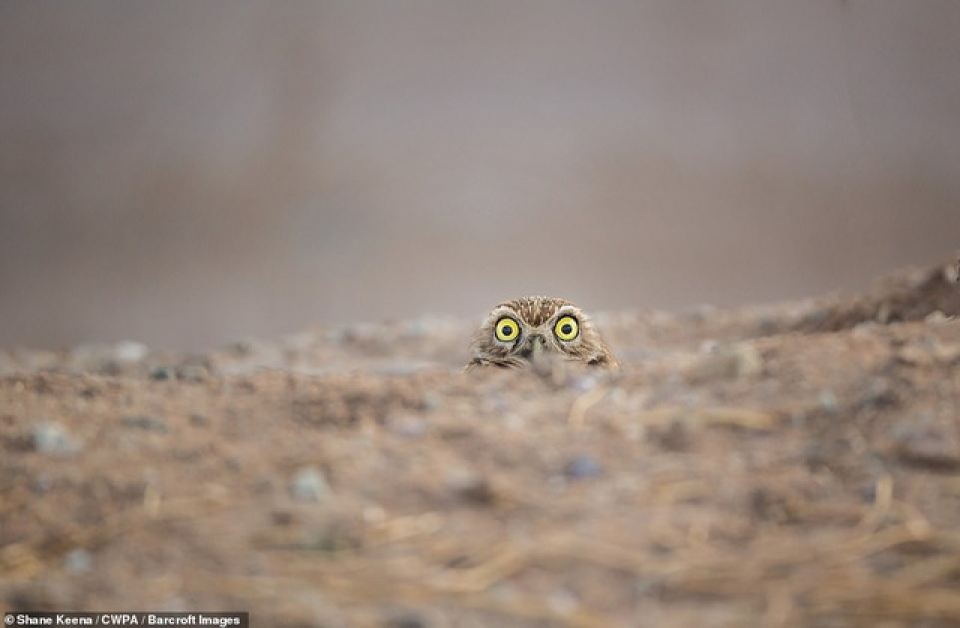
1;2;959;350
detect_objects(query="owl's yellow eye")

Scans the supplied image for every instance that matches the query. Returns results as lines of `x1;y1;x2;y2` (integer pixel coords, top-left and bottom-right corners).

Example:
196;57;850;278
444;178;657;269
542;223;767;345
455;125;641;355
495;317;520;342
554;315;579;341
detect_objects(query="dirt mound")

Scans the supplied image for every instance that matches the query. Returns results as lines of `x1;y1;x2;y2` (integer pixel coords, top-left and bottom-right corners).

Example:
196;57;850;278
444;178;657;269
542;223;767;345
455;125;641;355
3;260;960;627
795;257;960;332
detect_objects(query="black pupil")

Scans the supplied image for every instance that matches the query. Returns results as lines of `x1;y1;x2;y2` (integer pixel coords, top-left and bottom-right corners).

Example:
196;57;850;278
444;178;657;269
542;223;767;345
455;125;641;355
561;323;573;335
503;324;514;335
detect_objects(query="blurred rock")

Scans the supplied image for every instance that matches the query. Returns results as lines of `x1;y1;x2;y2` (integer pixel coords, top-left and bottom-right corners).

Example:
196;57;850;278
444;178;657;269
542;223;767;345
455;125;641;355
648;419;695;452
68;342;147;373
563;455;603;480
819;390;839;413
150;366;175;381
444;467;494;504
381;610;427;628
63;549;92;574
291;466;331;502
547;588;580;617
31;423;81;456
892;420;960;471
177;364;209;382
114;341;149;363
121;415;168;433
689;343;763;383
858;379;899;409
0;351;18;376
388;415;427;439
421;392;441;411
32;473;54;494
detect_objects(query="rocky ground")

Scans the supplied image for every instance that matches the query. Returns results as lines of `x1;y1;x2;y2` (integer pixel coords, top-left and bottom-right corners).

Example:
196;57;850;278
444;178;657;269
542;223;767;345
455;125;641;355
3;259;960;627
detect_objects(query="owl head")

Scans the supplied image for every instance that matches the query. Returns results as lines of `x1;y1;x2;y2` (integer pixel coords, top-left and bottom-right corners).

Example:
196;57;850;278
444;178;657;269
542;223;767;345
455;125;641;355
466;296;618;370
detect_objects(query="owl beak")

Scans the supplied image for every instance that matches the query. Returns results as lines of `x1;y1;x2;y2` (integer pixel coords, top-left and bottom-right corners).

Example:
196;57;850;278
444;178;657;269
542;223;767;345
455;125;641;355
530;334;544;357
529;334;550;374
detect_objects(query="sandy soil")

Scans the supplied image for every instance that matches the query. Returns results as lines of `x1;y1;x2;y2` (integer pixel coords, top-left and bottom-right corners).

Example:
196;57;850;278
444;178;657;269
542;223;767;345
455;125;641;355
3;259;960;627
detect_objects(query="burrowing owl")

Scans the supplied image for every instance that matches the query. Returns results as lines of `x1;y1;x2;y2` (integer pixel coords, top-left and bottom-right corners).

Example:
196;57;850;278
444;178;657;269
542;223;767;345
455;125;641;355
466;296;618;370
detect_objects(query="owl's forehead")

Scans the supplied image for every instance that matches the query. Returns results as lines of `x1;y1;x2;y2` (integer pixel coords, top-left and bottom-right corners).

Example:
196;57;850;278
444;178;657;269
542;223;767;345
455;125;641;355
497;296;575;327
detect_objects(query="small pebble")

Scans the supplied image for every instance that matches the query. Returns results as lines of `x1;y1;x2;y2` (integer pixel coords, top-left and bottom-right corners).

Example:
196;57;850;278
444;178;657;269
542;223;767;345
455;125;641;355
563;455;603;480
690;344;763;383
876;302;893;324
291;466;331;502
177;364;208;382
489;581;520;605
481;394;511;414
31;423;81;456
252;476;276;494
757;316;779;335
892;420;960;471
444;467;494;504
373;361;435;376
633;578;663;597
819;390;839;413
859;379;898;408
401;318;429;340
547;588;579;617
685;304;717;323
381;611;427;628
733;344;764;377
114;341;148;363
570;374;599;393
649;419;695;452
790;411;807;429
342;322;380;345
547;475;567;493
421;392;441;411
271;510;294;526
389;415;427;439
33;473;54;494
362;505;386;524
502;413;526;431
324;328;348;344
63;549;92;573
157;597;189;613
228;339;254;356
150;366;175;381
806;309;828;326
859;483;877;503
121;415;168;433
803;443;826;469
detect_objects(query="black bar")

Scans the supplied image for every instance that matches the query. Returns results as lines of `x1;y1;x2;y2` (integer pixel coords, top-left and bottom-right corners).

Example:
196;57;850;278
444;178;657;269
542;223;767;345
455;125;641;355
3;613;249;628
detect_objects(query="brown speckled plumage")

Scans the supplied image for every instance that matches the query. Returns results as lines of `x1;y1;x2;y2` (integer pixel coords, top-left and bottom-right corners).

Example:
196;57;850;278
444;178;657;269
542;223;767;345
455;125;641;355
466;296;618;370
